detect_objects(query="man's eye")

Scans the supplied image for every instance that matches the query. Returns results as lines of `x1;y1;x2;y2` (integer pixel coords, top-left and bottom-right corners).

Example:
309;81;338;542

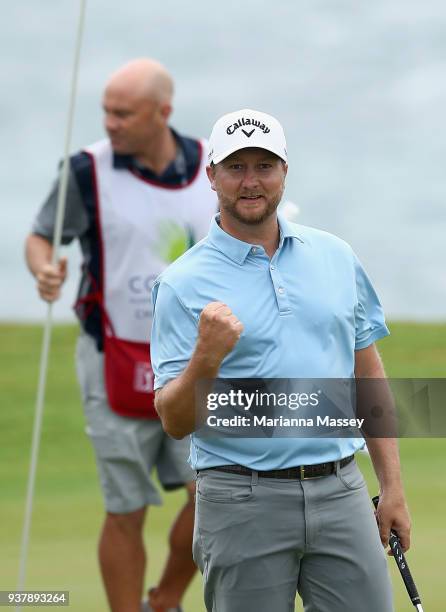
229;164;243;170
258;164;272;170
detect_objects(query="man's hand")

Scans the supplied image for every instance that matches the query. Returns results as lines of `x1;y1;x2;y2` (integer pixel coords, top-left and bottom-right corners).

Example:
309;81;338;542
154;302;243;439
196;301;243;368
375;491;411;553
36;258;68;302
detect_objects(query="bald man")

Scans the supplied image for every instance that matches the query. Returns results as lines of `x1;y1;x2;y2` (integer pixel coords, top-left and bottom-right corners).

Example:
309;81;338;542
25;59;217;612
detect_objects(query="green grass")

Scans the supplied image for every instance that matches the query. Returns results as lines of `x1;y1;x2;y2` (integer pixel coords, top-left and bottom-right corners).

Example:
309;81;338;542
1;322;445;611
379;322;446;377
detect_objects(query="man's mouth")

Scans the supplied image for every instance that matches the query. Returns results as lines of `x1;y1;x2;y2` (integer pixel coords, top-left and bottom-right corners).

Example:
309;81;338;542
239;195;263;201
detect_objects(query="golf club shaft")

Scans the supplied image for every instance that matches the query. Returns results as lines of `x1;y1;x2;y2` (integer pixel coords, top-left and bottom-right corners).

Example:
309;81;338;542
372;496;422;609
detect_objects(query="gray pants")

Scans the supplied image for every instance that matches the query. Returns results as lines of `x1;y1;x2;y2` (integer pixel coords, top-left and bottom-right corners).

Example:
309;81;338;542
193;460;393;612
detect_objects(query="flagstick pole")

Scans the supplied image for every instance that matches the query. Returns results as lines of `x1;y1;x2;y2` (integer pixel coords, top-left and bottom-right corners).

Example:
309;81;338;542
16;2;87;608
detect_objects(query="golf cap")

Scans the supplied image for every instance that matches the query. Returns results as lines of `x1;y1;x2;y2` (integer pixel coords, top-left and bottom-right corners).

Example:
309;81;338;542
208;108;287;165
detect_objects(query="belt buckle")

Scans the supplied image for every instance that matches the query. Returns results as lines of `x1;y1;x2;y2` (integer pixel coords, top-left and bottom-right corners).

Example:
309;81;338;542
300;465;323;480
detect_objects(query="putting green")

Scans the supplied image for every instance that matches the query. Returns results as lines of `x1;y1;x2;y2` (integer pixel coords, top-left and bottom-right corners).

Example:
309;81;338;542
1;323;445;611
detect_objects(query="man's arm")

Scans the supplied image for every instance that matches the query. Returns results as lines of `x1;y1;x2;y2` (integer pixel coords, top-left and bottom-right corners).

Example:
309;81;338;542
355;343;411;552
25;161;88;302
155;301;243;439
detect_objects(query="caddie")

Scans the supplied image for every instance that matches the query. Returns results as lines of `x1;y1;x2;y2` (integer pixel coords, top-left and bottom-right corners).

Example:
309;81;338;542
25;59;217;612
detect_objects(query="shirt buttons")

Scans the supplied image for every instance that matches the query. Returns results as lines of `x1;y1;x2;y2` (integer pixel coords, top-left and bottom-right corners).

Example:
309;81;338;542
278;287;285;294
270;265;275;270
251;247;257;254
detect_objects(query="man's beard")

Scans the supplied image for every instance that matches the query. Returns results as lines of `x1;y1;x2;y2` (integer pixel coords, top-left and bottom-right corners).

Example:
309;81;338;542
218;187;285;226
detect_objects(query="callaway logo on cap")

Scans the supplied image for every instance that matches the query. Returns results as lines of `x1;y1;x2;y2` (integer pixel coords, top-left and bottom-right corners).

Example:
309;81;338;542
208;108;288;165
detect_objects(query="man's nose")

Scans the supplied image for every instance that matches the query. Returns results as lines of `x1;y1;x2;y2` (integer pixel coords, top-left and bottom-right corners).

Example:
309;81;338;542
241;168;260;188
105;114;119;132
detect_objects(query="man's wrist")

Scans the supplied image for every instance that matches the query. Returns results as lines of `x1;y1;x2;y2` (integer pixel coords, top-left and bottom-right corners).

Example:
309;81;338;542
191;341;223;376
380;482;404;493
377;475;405;495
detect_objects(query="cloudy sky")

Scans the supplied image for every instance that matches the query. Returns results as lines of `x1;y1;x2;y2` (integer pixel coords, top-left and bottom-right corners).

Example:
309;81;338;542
2;0;446;320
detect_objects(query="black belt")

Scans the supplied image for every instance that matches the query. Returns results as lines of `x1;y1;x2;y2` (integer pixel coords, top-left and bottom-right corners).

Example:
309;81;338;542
201;454;354;480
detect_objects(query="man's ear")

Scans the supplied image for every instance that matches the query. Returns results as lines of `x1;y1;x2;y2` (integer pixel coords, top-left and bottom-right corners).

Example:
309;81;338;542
206;164;217;192
159;103;172;122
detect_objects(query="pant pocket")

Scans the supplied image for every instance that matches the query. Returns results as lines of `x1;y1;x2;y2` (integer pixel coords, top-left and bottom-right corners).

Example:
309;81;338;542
337;461;366;491
197;472;254;503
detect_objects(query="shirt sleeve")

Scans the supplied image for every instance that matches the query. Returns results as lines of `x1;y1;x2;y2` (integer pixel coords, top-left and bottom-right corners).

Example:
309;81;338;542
353;252;390;350
32;159;89;244
151;280;198;389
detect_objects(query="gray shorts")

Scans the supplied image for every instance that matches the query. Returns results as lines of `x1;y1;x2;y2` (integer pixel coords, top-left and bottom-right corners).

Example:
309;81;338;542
76;333;194;514
193;460;393;612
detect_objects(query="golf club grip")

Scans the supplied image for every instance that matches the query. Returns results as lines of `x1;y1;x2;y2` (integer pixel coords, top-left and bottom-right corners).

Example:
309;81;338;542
388;533;421;604
372;496;421;606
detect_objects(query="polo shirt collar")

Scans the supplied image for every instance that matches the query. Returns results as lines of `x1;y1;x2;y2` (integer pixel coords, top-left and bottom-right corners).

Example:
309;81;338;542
208;213;304;265
277;214;305;245
208;215;253;264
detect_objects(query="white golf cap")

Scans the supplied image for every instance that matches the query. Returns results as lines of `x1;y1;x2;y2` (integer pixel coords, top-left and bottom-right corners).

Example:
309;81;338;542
208;108;287;165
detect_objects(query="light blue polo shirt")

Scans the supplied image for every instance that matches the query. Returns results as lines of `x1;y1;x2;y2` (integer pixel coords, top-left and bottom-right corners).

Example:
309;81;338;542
151;213;389;470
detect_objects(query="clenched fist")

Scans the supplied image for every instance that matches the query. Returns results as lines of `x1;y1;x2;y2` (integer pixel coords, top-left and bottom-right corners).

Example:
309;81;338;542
36;257;68;302
196;302;244;367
